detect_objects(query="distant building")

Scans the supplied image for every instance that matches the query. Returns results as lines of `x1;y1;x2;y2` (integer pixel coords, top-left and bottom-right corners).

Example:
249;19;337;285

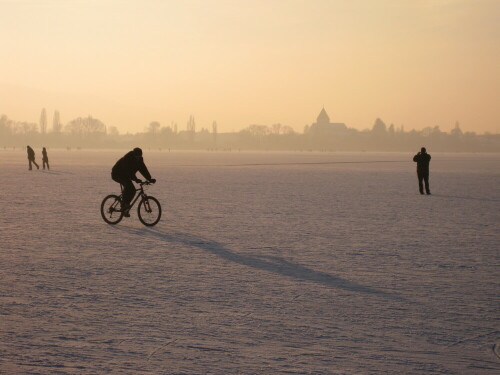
309;108;347;134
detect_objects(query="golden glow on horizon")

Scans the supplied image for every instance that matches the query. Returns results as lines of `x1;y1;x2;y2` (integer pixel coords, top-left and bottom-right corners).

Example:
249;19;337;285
0;0;499;133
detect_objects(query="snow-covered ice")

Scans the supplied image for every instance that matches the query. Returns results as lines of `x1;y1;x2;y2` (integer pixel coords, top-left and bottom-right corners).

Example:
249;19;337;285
1;149;499;374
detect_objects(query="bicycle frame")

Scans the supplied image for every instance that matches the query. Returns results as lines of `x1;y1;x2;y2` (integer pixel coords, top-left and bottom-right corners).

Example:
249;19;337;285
119;183;150;210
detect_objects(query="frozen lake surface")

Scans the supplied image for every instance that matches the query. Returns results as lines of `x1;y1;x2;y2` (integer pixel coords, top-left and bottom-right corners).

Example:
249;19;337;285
1;149;499;374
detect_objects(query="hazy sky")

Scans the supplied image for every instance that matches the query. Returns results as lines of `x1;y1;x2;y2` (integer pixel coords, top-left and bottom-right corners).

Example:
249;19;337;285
1;0;499;133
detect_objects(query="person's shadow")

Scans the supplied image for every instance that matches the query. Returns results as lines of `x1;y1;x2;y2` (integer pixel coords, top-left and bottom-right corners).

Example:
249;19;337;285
42;170;74;175
115;226;408;302
431;194;499;202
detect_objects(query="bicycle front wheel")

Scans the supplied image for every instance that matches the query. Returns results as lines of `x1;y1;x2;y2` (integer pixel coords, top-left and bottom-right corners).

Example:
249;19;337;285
138;196;162;226
101;194;124;225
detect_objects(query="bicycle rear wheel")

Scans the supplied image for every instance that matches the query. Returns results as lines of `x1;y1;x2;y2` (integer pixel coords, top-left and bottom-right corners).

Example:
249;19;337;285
138;196;161;226
101;194;124;224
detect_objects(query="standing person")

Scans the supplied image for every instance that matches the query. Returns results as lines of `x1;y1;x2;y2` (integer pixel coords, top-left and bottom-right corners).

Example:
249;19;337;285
111;148;156;217
26;145;39;170
42;147;50;170
413;147;431;195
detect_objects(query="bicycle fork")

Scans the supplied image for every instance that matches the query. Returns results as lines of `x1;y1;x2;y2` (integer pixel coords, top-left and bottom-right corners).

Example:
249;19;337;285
142;197;153;213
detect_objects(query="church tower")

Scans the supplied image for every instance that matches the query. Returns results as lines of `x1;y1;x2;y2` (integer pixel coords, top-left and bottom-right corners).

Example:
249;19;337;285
316;107;330;125
309;107;347;134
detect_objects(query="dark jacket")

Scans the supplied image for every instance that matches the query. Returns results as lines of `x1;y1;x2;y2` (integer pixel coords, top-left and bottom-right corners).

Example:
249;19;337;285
42;149;48;161
413;152;431;173
112;151;152;181
27;146;35;160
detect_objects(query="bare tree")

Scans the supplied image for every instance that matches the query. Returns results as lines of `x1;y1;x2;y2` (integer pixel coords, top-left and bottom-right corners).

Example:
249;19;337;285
247;124;269;136
65;116;106;136
108;126;119;136
187;115;196;133
21;121;38;134
0;115;12;137
212;120;218;144
148;121;161;135
272;123;282;135
187;115;195;142
40;108;47;135
52;110;62;133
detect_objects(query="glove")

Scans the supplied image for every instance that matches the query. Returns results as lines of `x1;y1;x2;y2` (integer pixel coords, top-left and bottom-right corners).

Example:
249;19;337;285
149;178;156;184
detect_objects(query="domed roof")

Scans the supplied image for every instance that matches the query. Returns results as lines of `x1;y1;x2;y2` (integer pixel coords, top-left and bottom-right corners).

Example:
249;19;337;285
316;107;330;124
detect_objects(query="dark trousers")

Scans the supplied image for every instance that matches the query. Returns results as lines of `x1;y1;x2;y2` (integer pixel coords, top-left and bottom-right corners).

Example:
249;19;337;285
43;159;49;170
112;174;135;207
29;158;39;170
417;171;430;194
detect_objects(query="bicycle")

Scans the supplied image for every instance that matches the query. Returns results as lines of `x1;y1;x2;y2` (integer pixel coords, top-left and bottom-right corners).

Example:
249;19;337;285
100;181;162;226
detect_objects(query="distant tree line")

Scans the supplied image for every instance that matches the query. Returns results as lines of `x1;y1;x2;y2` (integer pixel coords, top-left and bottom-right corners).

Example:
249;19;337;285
1;109;499;152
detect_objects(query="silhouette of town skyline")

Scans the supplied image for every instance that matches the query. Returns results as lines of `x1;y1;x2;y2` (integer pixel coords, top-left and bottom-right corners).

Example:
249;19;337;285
1;108;499;152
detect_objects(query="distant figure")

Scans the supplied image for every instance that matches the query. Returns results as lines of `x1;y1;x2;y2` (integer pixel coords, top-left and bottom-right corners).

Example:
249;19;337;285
26;145;39;170
42;147;50;170
413;147;431;195
111;148;156;217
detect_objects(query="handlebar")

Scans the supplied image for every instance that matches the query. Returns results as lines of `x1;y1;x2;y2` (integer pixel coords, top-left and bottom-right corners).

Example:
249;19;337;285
139;180;156;186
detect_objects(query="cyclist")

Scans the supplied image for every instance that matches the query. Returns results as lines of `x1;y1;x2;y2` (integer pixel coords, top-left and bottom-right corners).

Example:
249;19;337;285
111;147;156;217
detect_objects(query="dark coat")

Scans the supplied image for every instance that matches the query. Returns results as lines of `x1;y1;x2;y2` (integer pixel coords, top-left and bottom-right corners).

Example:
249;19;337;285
42;149;48;161
112;151;152;181
413;152;431;173
27;146;35;160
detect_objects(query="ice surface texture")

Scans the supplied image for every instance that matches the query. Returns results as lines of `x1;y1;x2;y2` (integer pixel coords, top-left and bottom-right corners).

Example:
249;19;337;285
1;150;499;374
